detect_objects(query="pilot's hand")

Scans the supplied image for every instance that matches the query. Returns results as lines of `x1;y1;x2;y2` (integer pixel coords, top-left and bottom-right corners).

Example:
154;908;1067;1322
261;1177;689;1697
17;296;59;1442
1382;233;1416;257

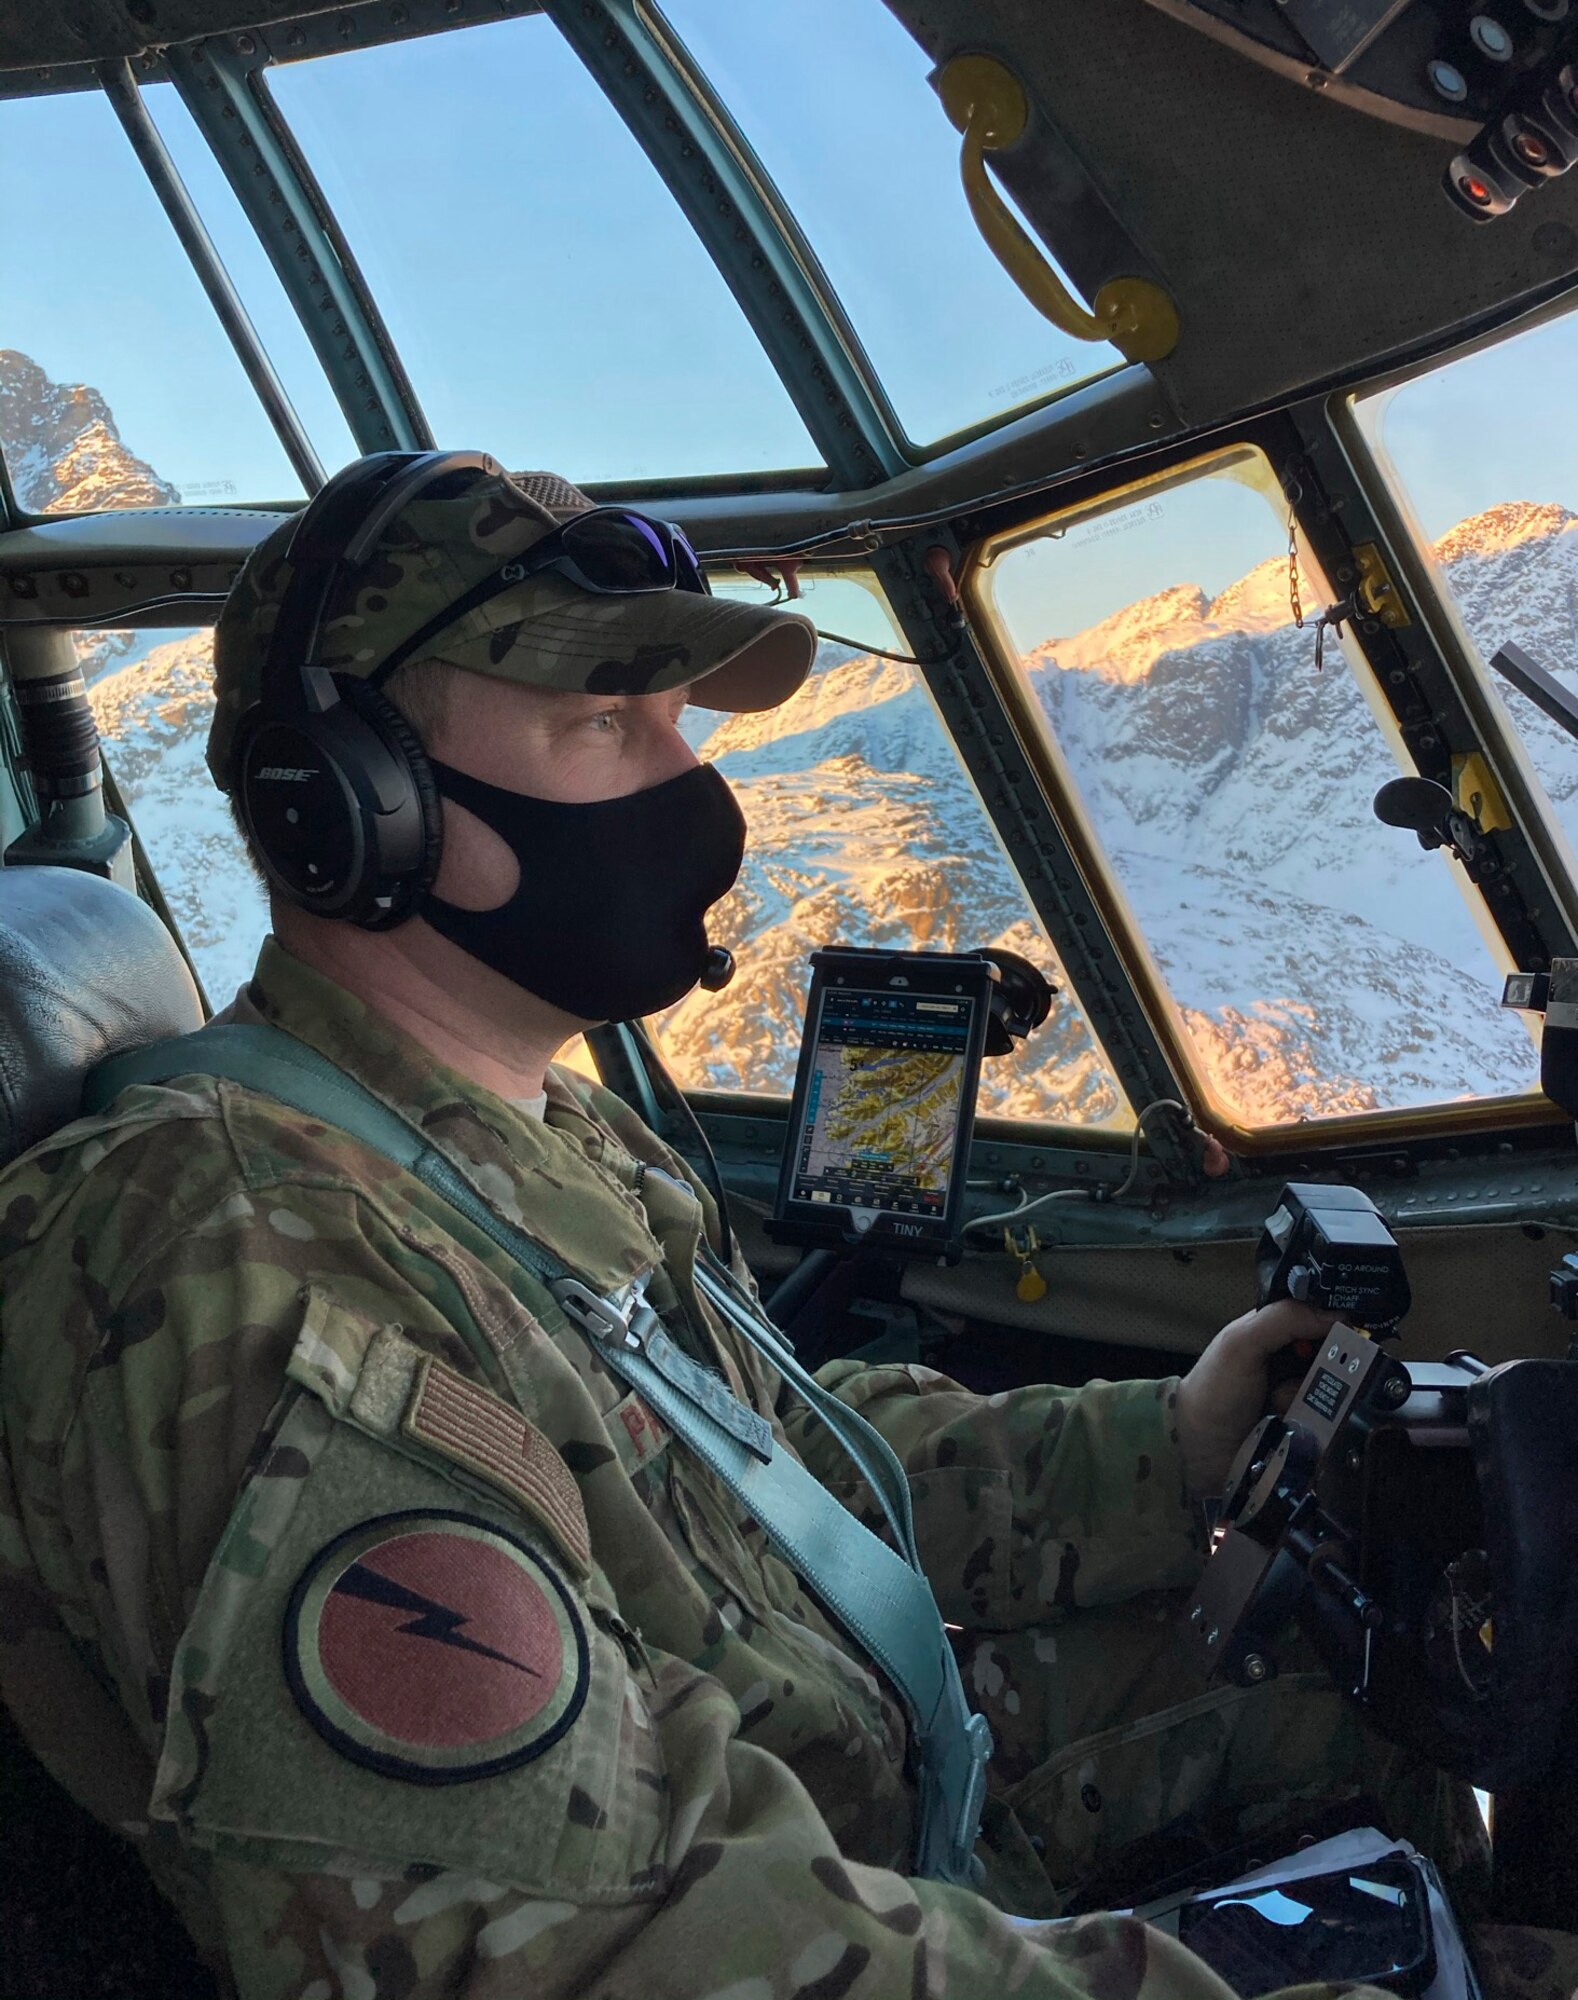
1175;1300;1344;1499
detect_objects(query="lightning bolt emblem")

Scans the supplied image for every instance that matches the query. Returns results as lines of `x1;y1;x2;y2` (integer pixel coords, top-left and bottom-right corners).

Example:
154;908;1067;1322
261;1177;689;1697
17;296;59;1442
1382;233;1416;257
334;1560;542;1678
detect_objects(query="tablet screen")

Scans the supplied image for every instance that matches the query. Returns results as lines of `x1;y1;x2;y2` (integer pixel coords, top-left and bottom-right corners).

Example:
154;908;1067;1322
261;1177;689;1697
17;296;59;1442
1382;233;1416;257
790;985;975;1220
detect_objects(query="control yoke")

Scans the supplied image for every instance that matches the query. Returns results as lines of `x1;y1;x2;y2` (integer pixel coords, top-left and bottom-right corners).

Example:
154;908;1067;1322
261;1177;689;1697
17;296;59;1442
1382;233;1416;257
1184;1185;1578;1805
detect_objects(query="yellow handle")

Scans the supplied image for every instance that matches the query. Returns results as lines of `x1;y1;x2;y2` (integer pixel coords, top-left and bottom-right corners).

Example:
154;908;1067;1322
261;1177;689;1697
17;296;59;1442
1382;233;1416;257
937;54;1180;365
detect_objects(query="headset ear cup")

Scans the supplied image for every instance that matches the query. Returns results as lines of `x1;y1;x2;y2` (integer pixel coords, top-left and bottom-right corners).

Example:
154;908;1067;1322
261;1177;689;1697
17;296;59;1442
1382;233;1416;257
238;678;439;930
342;681;444;896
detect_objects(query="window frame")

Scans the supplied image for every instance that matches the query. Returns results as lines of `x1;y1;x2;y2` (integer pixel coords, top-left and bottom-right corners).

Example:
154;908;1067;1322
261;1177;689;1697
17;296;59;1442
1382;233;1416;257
651;558;1140;1148
963;435;1568;1155
641;0;1137;464
0;75;326;517
1332;301;1578;947
253;15;838;491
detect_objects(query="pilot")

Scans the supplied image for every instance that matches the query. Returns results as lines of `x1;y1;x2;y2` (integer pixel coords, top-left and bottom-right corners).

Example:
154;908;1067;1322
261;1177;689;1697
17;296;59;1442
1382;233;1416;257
0;456;1499;1999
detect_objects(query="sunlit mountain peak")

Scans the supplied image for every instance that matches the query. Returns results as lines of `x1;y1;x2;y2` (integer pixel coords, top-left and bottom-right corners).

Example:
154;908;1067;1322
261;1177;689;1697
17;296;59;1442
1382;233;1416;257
1205;556;1310;635
1434;499;1578;565
1025;581;1213;683
0;349;178;513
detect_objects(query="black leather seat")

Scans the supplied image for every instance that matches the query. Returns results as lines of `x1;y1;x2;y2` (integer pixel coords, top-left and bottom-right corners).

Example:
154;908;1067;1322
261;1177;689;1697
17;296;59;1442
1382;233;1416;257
0;863;203;1166
0;863;216;1997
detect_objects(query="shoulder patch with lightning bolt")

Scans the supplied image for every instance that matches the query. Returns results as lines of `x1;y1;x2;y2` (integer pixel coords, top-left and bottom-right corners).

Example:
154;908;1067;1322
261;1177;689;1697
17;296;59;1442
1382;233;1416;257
284;1510;589;1783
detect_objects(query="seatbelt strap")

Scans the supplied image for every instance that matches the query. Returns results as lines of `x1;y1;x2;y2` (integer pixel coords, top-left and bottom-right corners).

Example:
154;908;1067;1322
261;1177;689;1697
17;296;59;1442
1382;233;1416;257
86;1024;991;1885
696;1249;922;1566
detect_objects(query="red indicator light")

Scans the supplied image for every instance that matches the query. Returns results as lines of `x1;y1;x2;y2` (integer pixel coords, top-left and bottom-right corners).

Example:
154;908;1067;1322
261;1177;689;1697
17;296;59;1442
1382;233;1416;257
1460;173;1496;205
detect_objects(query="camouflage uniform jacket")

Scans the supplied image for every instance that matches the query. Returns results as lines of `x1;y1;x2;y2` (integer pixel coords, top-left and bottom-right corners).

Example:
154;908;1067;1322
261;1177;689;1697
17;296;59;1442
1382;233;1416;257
0;938;1265;2000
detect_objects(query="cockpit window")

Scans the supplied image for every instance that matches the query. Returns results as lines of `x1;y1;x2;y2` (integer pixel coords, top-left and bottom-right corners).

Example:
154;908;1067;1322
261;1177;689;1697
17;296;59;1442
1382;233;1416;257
137;81;360;479
1352;308;1578;871
0;87;310;509
86;626;266;1001
654;0;1121;451
975;447;1541;1130
265;15;820;484
648;570;1133;1127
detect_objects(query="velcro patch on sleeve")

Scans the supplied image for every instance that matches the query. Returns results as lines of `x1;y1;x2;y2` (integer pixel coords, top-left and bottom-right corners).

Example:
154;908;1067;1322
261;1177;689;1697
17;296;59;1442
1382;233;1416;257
286;1511;590;1784
403;1355;591;1579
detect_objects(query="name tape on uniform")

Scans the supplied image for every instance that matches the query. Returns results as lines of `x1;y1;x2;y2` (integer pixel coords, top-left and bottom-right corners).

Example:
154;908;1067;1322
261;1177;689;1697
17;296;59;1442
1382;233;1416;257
607;1389;672;1477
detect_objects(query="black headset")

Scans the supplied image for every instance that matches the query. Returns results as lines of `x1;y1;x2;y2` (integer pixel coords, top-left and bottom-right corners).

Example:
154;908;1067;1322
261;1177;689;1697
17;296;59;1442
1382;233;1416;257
231;450;500;929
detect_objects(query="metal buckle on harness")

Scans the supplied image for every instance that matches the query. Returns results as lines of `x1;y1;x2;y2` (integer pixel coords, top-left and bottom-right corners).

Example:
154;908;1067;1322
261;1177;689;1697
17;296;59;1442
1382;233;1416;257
915;1674;993;1887
956;1712;993;1880
551;1275;653;1351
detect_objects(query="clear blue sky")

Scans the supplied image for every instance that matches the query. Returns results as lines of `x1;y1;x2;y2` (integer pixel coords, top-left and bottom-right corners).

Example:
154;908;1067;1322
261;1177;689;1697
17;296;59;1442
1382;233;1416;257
3;0;1574;648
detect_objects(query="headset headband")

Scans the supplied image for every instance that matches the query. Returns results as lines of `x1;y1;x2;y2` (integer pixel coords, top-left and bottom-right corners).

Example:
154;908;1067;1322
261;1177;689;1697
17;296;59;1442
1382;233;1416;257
259;449;501;733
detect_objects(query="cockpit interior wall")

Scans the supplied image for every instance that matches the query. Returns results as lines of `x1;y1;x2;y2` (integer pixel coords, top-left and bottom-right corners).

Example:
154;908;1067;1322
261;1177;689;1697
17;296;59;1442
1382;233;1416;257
890;0;1578;421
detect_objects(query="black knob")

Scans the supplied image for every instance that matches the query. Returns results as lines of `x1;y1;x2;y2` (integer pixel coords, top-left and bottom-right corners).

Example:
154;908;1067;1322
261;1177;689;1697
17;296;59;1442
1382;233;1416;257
1551;1252;1578;1321
1373;776;1454;835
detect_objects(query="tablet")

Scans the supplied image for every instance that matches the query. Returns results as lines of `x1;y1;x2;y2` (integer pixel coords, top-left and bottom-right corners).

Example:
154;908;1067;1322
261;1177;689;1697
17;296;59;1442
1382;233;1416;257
1172;1855;1435;1998
770;948;994;1256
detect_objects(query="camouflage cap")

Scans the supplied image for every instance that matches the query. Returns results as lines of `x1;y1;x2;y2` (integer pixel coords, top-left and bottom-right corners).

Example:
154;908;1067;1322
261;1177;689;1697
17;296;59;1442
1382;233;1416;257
206;459;817;788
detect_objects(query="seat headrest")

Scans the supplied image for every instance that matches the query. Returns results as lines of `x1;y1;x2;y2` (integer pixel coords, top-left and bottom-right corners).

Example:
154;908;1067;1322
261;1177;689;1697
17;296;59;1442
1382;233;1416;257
0;867;204;1167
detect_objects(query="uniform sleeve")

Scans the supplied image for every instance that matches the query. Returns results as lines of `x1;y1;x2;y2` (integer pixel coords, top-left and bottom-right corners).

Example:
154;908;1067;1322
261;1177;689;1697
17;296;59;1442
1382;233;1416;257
777;1361;1206;1628
1;1161;504;1766
200;1842;1302;2000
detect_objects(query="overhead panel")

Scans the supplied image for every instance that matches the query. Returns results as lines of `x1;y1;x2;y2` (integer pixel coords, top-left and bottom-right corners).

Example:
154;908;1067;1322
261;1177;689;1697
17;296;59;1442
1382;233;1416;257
885;0;1578;426
1137;0;1569;140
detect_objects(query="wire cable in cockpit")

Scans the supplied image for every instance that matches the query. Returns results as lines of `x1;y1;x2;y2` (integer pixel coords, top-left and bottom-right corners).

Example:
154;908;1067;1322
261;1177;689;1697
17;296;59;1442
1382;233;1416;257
963;1097;1192;1240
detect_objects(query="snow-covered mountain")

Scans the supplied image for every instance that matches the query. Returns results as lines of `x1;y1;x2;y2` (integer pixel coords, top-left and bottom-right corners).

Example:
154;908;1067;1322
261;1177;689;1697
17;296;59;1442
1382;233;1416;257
1430;501;1578;839
88;631;267;1006
655;514;1565;1122
1004;507;1578;1120
32;348;1569;1126
654;656;1129;1121
0;351;178;514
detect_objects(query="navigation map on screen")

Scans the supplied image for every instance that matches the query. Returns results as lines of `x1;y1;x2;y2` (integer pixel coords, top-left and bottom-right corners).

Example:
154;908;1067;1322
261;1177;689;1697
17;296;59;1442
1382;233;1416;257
791;988;972;1217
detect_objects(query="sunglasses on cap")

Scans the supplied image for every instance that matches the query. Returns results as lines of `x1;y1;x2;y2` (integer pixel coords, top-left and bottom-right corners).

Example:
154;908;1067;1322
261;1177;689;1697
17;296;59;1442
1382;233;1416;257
508;507;707;597
372;507;708;687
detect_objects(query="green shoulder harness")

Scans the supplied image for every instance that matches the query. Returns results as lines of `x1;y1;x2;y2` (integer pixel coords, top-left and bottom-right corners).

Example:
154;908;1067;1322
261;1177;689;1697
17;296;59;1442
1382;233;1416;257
86;1021;993;1889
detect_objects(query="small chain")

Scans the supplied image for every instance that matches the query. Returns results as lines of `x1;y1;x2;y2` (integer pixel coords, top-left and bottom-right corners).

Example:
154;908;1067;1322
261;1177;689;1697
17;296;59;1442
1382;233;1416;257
1285;474;1355;672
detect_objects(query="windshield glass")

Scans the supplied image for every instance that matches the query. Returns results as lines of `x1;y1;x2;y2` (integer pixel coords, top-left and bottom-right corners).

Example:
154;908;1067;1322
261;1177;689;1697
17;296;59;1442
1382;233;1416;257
139;80;359;479
651;570;1132;1125
1;86;308;509
656;0;1121;449
978;449;1539;1129
266;15;820;484
1354;308;1578;870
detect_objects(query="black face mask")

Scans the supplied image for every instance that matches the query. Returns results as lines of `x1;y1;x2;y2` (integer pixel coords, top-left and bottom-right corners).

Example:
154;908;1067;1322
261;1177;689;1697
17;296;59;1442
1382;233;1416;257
422;759;746;1022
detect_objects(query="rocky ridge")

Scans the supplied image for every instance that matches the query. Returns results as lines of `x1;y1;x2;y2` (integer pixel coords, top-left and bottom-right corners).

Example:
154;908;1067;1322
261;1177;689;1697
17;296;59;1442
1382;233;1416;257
0;350;178;514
